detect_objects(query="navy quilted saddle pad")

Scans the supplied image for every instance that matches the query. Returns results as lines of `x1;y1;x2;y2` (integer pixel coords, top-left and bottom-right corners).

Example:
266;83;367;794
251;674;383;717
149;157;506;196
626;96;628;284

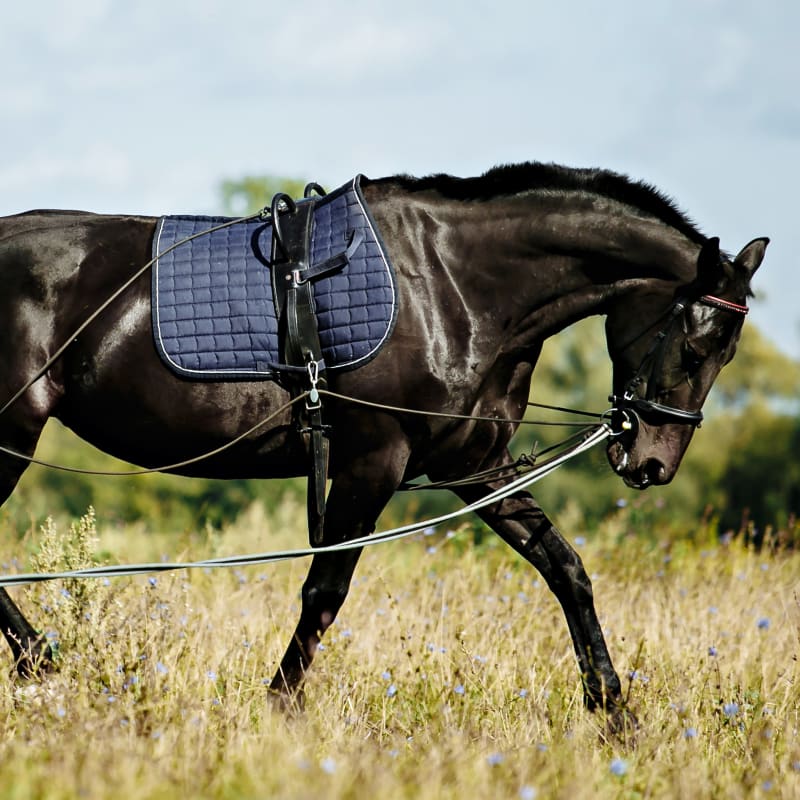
152;175;397;379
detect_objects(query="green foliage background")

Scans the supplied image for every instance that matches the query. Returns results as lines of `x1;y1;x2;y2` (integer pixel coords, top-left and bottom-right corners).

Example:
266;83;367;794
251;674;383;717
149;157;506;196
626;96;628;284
6;175;798;538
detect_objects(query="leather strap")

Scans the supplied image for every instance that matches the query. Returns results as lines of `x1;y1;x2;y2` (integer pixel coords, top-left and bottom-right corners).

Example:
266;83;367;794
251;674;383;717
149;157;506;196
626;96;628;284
269;198;330;547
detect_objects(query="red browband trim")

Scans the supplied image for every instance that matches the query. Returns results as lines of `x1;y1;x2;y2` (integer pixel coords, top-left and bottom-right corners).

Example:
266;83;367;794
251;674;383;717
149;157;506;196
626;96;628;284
699;294;749;315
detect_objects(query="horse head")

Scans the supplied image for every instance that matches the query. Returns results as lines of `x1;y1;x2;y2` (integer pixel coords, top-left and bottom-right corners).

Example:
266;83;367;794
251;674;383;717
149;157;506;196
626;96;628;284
605;236;768;489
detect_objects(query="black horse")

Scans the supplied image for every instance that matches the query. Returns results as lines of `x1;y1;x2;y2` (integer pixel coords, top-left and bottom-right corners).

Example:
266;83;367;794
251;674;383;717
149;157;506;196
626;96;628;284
0;163;766;726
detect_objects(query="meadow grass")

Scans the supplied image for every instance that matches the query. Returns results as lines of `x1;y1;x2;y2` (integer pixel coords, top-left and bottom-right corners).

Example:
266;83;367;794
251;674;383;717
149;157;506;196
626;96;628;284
0;498;796;799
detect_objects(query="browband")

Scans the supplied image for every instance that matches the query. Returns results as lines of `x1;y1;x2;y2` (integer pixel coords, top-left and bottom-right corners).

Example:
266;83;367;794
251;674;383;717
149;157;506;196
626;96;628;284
699;294;749;315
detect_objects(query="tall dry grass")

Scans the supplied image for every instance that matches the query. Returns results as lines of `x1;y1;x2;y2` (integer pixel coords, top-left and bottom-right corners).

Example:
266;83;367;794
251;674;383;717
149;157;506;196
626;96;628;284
0;497;796;799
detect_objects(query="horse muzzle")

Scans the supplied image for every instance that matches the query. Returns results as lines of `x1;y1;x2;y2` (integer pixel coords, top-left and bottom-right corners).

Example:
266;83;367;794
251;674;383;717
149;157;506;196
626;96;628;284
606;396;701;489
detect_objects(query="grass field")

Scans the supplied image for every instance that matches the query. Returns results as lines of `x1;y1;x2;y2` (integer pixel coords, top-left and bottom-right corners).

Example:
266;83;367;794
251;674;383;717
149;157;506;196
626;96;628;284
0;497;797;799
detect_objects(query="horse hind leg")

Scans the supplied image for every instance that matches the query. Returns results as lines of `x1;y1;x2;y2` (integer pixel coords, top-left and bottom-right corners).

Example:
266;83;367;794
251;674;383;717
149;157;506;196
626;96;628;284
0;395;59;676
0;587;52;678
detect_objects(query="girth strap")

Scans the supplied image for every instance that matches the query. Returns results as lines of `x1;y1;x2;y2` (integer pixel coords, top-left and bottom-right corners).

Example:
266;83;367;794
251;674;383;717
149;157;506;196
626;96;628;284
268;194;330;547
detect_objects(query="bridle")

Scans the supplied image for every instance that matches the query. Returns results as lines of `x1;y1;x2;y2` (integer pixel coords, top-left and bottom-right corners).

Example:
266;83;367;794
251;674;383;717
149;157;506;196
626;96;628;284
609;292;749;435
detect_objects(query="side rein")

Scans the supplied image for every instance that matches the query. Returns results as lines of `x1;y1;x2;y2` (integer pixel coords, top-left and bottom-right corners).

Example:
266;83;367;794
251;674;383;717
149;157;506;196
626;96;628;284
610;293;749;436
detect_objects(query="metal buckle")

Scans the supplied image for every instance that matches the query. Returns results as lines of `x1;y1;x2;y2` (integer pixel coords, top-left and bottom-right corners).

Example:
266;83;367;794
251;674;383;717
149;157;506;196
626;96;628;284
306;359;322;411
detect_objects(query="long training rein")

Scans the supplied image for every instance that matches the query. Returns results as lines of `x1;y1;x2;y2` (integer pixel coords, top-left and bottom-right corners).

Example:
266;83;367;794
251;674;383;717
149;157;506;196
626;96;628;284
0;426;610;588
0;206;639;587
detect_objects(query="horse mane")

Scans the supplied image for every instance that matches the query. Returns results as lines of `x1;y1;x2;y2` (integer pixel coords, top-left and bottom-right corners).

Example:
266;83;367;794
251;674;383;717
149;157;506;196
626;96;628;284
372;162;706;245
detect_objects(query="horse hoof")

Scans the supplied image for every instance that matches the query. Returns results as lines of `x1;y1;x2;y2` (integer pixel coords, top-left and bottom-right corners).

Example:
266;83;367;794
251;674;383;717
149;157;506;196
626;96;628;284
602;705;639;747
267;687;305;717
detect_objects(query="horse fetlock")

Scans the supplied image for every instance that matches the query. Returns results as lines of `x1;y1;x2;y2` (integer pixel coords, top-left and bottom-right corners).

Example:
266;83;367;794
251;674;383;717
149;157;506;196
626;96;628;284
581;671;623;713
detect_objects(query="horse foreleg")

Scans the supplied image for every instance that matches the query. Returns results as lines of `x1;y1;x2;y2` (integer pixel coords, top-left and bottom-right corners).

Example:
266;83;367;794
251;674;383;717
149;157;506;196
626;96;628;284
269;435;410;709
453;470;633;730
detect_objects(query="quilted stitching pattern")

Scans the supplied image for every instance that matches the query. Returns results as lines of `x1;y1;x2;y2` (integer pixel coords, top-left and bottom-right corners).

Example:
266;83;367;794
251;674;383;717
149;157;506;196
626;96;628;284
152;178;396;379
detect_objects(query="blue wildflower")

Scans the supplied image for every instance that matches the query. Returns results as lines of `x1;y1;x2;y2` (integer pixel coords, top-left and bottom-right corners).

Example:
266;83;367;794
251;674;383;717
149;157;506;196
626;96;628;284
684;727;697;739
486;752;504;766
609;758;628;776
708;646;718;657
156;661;168;675
386;684;397;698
454;684;465;695
723;702;740;718
757;617;771;630
148;577;157;587
206;671;217;681
381;670;391;681
574;536;586;547
519;787;538;800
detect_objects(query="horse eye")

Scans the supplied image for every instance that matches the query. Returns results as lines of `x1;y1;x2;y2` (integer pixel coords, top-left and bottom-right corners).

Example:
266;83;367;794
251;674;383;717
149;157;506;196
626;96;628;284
681;342;705;373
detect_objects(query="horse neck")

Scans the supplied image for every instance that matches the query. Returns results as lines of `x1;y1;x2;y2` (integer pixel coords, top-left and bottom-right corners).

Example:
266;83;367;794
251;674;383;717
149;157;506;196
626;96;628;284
443;192;702;344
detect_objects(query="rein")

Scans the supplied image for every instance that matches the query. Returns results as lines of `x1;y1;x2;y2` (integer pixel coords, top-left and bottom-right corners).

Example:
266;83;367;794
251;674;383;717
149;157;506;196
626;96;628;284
0;424;611;588
0;388;606;478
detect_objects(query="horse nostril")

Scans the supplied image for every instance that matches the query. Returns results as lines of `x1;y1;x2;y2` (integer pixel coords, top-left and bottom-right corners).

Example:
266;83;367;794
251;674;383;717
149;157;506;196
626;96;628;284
644;458;668;486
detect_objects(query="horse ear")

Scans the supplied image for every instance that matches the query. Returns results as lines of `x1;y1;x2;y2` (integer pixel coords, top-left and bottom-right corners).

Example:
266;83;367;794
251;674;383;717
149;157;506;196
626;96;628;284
698;237;721;274
733;237;769;278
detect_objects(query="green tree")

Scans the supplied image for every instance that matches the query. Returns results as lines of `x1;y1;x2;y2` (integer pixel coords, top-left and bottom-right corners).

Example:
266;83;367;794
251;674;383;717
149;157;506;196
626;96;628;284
220;175;310;217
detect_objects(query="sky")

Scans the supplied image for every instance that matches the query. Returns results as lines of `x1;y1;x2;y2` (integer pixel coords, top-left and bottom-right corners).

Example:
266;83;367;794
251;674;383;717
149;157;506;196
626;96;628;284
2;1;798;357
